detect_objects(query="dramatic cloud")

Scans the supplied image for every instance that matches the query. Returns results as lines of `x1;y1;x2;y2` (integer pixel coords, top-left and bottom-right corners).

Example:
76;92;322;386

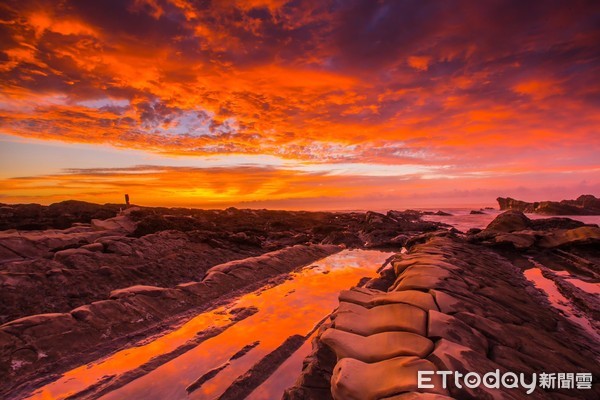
0;0;599;207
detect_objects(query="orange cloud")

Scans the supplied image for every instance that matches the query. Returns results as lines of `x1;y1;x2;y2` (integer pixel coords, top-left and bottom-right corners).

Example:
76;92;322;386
0;0;598;208
514;79;565;100
407;55;432;71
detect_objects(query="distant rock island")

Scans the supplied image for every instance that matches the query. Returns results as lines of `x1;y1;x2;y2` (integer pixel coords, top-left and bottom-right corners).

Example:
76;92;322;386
497;194;600;215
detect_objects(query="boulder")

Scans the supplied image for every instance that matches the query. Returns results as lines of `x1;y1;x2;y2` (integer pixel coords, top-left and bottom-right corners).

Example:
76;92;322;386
484;211;531;233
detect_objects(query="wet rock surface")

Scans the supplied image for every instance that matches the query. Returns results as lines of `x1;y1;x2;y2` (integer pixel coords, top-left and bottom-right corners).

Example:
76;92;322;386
0;205;446;398
0;243;339;396
2;203;598;399
286;214;600;399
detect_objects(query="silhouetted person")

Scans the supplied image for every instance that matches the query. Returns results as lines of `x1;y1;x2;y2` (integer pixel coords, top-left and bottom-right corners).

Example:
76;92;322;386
125;194;130;206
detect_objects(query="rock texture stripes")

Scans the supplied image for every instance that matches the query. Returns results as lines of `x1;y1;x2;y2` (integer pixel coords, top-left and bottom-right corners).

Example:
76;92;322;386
0;244;340;396
285;234;600;399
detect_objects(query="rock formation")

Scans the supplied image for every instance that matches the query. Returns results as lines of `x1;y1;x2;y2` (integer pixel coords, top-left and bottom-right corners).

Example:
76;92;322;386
497;195;600;215
0;243;339;396
0;200;123;230
286;220;600;399
0;205;449;397
2;203;598;399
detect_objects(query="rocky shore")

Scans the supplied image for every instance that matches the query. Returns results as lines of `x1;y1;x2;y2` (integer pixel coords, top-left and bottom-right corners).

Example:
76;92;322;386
1;200;599;399
285;211;600;399
0;202;444;398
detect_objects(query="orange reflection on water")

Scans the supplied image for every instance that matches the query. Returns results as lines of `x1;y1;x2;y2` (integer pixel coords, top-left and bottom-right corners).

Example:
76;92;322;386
26;250;392;400
26;310;234;399
523;266;599;342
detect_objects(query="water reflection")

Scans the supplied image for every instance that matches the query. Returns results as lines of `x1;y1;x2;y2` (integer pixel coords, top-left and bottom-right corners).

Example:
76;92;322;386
26;249;393;400
523;266;599;342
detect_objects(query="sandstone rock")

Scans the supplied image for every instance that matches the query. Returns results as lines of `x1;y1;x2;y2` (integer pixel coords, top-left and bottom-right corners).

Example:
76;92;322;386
0;201;121;231
91;215;135;233
175;282;213;299
427;339;529;400
1;313;100;368
497;197;536;213
53;248;94;262
80;242;104;252
404;231;452;249
497;195;600;215
290;232;600;400
530;217;586;230
427;310;488;354
202;270;245;293
102;240;134;255
332;303;427;336
389;267;451;291
429;290;465;314
321;328;434;362
492;232;537;249
537;226;600;248
338;288;438;311
338;287;383;306
70;300;150;337
370;290;439;311
109;285;173;299
392;256;448;275
331;356;449;399
485;211;531;233
0;237;49;261
284;322;338;400
333;301;371;318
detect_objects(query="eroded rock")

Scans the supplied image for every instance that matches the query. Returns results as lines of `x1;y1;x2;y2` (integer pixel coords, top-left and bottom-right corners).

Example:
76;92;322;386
322;328;434;362
331;356;449;399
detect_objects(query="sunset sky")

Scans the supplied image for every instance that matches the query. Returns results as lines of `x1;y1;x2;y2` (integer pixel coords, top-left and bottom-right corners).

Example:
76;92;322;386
1;0;599;209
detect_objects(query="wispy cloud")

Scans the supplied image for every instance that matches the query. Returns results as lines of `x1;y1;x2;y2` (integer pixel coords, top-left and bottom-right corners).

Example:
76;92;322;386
0;0;599;207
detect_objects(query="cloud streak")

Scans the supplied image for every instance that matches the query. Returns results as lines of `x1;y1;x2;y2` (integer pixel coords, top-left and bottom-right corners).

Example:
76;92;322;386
0;0;599;206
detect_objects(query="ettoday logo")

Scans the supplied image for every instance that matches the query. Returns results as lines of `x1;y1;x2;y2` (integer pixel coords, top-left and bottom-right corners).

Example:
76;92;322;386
418;370;593;394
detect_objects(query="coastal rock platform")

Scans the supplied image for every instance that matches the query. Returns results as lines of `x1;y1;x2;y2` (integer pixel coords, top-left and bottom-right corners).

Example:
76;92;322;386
285;214;600;399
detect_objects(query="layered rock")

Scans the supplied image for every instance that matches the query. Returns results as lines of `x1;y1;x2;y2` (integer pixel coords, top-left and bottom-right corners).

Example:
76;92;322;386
497;195;600;215
0;244;340;395
286;234;599;399
0;204;449;398
0;221;264;323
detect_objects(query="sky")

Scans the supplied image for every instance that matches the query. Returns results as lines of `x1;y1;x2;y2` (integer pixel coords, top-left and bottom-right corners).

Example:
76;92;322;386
0;0;599;209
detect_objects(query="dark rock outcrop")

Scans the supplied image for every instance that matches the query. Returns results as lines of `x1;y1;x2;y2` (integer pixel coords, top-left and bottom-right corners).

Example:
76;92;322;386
470;210;598;250
497;195;600;215
0;201;123;230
